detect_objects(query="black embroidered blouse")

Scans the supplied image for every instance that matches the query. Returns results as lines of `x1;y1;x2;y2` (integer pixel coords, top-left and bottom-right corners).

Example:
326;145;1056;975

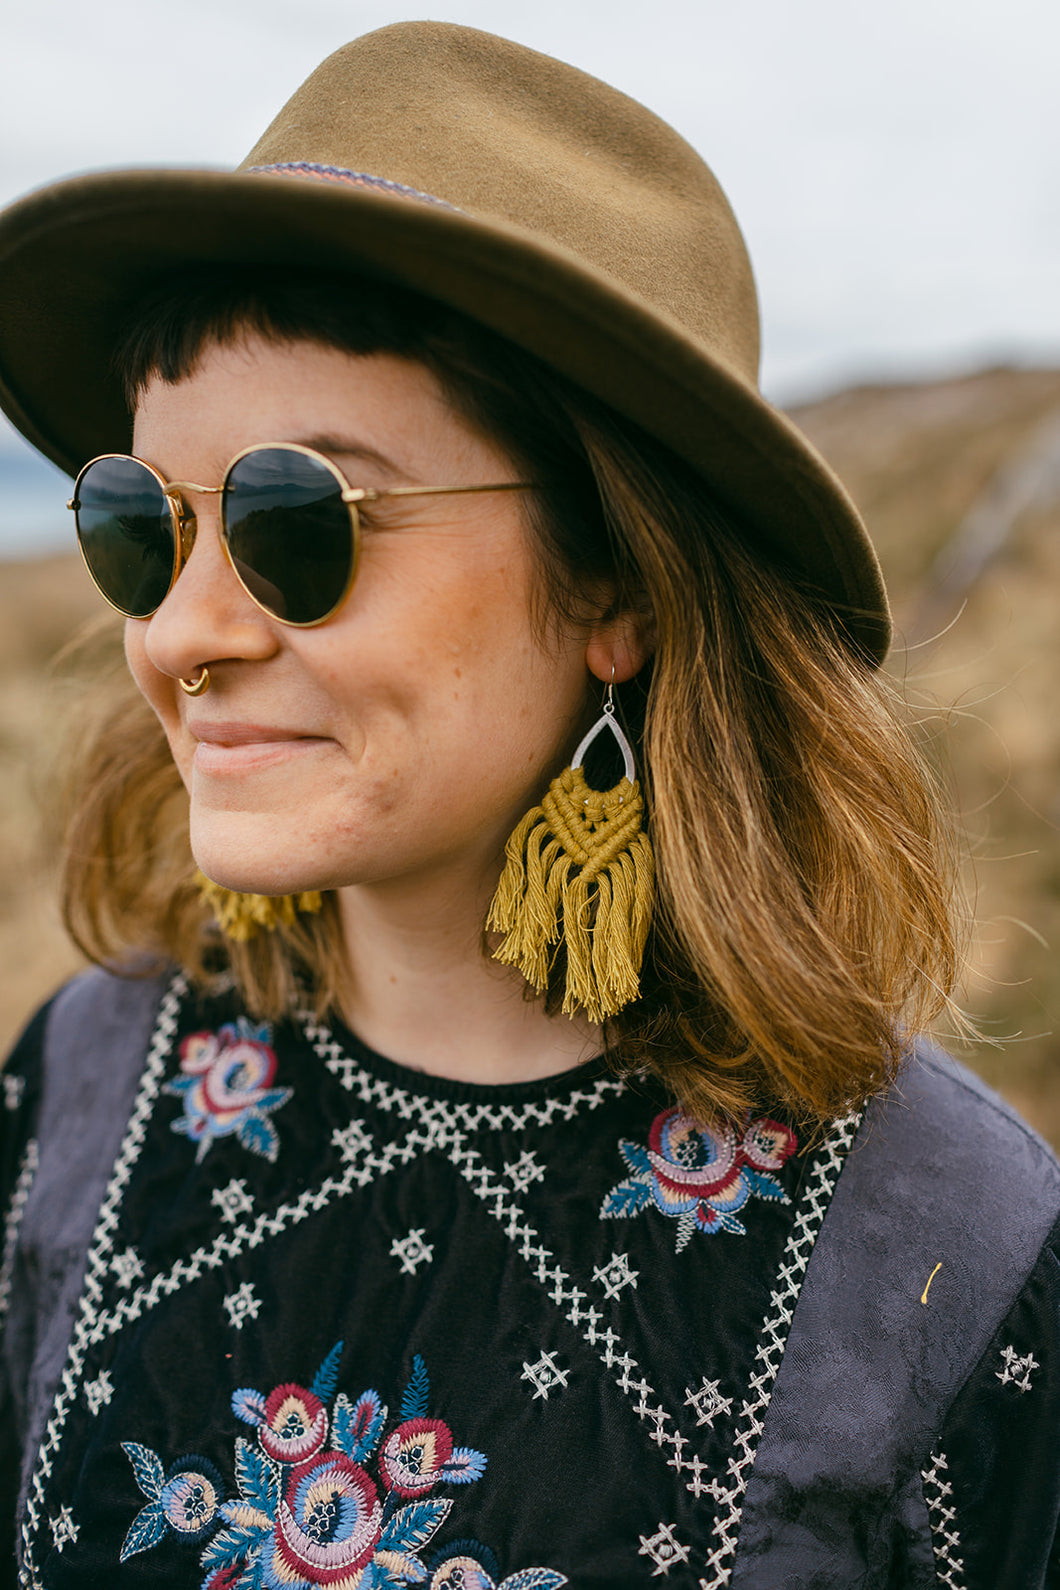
2;969;1059;1589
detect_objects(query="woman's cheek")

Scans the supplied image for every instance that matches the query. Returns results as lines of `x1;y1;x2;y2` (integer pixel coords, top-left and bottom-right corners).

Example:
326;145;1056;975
124;618;158;703
124;619;191;781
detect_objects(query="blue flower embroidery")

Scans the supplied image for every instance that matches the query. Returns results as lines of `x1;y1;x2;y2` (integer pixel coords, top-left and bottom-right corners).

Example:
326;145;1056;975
119;1347;567;1589
164;1019;292;1163
120;1450;225;1560
601;1107;797;1250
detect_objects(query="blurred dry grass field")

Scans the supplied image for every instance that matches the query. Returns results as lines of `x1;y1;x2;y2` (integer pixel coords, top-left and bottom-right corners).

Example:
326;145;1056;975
795;366;1060;1142
2;365;1059;1141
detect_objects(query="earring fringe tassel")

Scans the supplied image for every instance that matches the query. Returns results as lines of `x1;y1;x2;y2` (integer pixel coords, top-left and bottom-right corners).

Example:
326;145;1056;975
196;871;323;942
487;763;653;1022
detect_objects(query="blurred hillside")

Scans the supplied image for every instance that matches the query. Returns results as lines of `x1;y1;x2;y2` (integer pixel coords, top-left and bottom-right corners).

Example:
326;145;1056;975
1;365;1059;1140
792;366;1060;1141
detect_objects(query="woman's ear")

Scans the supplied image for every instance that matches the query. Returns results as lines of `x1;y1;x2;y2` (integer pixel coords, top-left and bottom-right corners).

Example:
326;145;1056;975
585;608;656;685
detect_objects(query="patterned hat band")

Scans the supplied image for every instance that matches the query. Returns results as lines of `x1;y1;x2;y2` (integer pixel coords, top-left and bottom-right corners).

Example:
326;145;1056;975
246;163;461;212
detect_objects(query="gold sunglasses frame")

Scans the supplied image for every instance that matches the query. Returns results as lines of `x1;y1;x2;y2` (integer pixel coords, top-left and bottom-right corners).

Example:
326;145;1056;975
68;440;536;628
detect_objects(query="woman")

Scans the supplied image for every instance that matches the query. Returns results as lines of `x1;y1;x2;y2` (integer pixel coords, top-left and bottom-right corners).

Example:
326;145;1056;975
0;22;1056;1590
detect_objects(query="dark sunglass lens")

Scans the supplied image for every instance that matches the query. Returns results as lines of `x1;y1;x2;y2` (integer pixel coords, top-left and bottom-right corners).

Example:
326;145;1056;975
74;457;174;617
223;448;354;625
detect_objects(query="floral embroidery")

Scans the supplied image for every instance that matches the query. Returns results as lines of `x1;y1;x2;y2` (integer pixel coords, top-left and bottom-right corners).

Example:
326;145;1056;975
120;1449;225;1560
427;1538;566;1588
120;1345;567;1588
165;1019;292;1162
601;1107;797;1250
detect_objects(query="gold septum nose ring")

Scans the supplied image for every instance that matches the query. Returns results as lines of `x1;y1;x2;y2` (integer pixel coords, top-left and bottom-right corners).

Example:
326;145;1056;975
179;668;211;697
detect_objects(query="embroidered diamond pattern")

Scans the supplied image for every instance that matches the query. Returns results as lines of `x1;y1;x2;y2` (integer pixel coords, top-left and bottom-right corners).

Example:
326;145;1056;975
110;1248;144;1289
684;1377;733;1427
390;1227;435;1275
223;1281;262;1331
211;1178;254;1225
504;1149;545;1192
3;1073;25;1110
84;1372;114;1417
996;1343;1039;1393
17;979;860;1590
445;1139;691;1475
331;1120;373;1162
521;1350;570;1400
593;1250;639;1299
50;1505;79;1552
638;1522;691;1577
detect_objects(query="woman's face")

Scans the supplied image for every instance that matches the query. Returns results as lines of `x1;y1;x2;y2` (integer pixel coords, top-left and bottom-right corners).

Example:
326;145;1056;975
126;334;609;904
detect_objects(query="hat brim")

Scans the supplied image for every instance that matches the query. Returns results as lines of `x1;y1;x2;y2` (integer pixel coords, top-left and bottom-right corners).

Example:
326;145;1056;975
0;168;890;662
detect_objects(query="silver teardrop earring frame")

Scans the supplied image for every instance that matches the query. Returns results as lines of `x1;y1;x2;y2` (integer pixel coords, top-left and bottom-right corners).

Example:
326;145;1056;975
571;674;636;783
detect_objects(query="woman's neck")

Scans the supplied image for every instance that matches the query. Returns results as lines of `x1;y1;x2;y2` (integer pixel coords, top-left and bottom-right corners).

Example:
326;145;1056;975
335;871;600;1086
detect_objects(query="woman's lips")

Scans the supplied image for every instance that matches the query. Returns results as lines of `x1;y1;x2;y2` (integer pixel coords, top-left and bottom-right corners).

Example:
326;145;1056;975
190;723;332;774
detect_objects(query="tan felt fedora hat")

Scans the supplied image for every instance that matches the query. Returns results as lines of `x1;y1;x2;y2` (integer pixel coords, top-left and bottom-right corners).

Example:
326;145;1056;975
0;21;890;662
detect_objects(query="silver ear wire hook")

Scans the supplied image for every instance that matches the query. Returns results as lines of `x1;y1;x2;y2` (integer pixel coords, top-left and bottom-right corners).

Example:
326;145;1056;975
604;663;617;717
571;663;635;783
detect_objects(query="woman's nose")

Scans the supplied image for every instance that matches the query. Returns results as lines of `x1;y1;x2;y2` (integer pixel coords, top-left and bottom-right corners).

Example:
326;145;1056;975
141;500;279;681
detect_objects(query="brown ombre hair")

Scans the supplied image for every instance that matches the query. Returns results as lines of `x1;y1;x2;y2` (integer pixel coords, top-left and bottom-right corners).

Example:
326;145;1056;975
58;268;962;1126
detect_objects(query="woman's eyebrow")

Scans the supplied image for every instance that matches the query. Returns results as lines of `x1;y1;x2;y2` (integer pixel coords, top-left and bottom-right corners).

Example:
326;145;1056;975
296;436;409;480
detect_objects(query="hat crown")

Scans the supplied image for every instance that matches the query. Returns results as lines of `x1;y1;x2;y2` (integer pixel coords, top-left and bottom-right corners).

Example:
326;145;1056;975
241;22;760;385
0;20;889;659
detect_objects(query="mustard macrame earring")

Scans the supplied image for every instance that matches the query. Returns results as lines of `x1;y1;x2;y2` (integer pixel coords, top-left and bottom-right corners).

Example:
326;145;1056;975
487;676;654;1022
196;872;324;942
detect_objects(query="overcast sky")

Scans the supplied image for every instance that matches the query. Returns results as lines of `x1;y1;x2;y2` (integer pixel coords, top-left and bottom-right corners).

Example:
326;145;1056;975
2;0;1058;442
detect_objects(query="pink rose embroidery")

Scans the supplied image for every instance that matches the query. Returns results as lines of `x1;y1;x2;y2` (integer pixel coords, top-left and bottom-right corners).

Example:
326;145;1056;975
602;1106;798;1248
165;1018;292;1163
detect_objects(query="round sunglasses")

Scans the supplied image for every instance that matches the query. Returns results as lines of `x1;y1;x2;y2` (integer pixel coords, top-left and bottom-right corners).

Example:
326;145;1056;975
68;443;535;627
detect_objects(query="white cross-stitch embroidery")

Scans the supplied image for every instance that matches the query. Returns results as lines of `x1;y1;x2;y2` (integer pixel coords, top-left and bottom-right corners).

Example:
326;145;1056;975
437;1084;859;1585
110;1248;144;1289
84;1372;115;1417
638;1523;691;1577
675;1454;729;1501
996;1343;1039;1393
445;1134;699;1495
685;1378;733;1427
305;1012;624;1132
521;1350;570;1400
52;1113;406;1354
389;1227;435;1275
19;975;184;1590
223;1281;261;1331
921;1450;967;1590
697;1109;862;1590
593;1250;639;1299
331;1119;373;1162
18;986;859;1590
49;1506;79;1553
3;1072;25;1110
211;1177;254;1225
504;1149;545;1192
0;1137;38;1331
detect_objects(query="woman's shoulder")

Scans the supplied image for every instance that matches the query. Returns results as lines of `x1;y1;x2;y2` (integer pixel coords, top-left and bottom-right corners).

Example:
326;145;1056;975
776;1042;1060;1432
734;1049;1060;1583
1;965;172;1208
812;1041;1060;1386
5;964;171;1088
856;1040;1060;1249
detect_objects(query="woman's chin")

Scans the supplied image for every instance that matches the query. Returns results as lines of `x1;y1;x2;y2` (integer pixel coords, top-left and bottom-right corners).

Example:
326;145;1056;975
192;842;326;900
